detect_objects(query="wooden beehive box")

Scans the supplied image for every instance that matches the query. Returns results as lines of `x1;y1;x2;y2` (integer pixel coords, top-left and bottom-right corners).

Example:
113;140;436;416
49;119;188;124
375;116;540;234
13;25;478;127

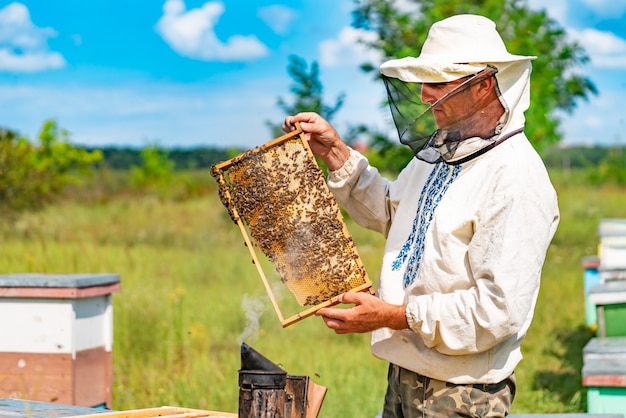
0;273;120;408
583;336;626;414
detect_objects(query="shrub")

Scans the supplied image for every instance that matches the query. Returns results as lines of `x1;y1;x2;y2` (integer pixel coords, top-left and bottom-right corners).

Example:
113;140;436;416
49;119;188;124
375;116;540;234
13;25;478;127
130;144;176;192
0;120;102;219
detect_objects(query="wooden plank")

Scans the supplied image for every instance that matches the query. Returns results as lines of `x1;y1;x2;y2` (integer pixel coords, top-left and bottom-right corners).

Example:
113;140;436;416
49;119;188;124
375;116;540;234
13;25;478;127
0;274;120;289
584;337;626;361
211;166;285;324
0;282;121;299
583;357;626;386
581;256;601;270
0;348;111;407
281;283;374;328
583;374;626;387
0;400;237;418
0;300;75;353
211;125;303;171
589;282;626;305
67;406;237;418
0;353;74;404
0;398;109;418
0;296;113;355
305;381;327;418
75;347;112;408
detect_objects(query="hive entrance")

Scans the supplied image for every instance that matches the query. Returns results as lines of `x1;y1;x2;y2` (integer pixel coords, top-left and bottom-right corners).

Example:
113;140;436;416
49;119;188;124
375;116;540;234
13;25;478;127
211;125;372;327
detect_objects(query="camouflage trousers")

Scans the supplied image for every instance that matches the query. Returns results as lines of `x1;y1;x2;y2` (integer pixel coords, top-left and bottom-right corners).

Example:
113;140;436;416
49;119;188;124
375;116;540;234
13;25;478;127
381;363;516;418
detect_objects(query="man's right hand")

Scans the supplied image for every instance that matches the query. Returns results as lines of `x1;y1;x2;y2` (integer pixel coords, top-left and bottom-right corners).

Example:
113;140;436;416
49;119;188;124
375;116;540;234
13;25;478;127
283;112;350;171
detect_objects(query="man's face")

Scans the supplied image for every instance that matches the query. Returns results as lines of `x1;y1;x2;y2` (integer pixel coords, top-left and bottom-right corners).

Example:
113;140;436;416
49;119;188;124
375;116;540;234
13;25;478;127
420;77;479;130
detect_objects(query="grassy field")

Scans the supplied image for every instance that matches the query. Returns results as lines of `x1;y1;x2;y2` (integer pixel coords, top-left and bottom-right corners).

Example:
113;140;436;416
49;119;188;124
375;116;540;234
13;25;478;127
0;168;624;416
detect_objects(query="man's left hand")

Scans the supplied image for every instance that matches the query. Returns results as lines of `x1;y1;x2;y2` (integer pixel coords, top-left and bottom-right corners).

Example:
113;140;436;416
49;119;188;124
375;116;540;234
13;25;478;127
316;292;409;334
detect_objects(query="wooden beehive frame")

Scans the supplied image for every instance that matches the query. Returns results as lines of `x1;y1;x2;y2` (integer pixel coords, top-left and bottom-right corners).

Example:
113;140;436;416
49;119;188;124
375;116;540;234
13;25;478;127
211;124;372;327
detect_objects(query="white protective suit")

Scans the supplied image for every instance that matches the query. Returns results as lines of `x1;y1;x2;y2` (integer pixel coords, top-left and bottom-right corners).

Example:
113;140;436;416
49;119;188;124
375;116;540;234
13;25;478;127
327;57;560;384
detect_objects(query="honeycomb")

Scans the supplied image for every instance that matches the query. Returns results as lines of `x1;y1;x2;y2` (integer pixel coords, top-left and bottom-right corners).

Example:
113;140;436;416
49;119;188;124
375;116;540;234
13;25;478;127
211;132;369;307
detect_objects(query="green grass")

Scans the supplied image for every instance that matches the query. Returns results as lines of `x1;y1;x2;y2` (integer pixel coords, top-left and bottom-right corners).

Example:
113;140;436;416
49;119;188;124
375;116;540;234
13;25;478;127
0;168;624;416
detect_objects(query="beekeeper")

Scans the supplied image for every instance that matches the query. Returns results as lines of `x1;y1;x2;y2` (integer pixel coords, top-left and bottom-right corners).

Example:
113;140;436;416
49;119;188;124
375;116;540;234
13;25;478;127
283;14;559;417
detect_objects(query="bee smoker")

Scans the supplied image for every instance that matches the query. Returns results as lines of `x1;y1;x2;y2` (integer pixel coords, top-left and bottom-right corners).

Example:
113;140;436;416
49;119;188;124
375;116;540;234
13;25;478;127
238;343;327;418
238;342;287;417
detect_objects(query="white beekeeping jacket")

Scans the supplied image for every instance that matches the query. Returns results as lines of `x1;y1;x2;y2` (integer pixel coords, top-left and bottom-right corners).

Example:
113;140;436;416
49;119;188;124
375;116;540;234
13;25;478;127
326;59;559;384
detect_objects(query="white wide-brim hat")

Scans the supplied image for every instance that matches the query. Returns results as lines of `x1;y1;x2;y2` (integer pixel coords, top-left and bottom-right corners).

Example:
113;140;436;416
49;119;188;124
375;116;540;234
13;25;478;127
380;14;536;83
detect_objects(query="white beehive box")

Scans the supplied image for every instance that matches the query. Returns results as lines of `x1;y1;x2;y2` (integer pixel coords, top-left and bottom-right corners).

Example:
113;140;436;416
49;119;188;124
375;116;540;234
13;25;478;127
0;273;120;408
598;219;626;275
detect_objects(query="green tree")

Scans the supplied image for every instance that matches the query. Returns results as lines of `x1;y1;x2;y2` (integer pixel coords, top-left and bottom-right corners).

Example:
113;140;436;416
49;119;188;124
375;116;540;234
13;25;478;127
267;54;345;138
343;124;414;174
351;0;597;162
0;120;102;218
588;146;626;185
130;144;176;190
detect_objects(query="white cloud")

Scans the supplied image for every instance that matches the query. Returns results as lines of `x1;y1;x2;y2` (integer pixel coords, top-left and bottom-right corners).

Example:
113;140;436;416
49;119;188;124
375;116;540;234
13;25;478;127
0;48;65;72
579;0;626;18
319;26;383;68
155;0;269;62
528;0;626;24
558;83;625;146
526;0;569;23
526;1;626;68
0;2;66;72
257;5;296;35
394;0;422;17
0;76;284;148
570;28;626;69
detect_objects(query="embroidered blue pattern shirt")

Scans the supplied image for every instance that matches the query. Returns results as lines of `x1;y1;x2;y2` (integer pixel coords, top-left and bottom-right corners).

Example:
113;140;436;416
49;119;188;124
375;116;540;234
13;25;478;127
392;162;461;287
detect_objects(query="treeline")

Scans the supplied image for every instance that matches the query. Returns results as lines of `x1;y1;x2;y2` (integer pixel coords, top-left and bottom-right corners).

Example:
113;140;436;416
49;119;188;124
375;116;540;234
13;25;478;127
3;117;625;222
542;145;626;169
82;145;238;170
81;143;624;171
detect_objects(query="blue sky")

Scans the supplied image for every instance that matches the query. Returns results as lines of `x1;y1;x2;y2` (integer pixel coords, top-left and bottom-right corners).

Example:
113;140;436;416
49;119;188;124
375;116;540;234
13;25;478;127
0;0;625;150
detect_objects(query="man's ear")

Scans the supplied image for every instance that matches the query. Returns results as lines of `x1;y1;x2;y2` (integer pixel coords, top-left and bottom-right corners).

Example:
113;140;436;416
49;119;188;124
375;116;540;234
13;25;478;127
475;76;496;99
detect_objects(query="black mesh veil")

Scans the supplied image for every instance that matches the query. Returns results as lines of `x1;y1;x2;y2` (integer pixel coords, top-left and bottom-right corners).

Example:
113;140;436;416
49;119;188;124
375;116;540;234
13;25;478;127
383;65;508;164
